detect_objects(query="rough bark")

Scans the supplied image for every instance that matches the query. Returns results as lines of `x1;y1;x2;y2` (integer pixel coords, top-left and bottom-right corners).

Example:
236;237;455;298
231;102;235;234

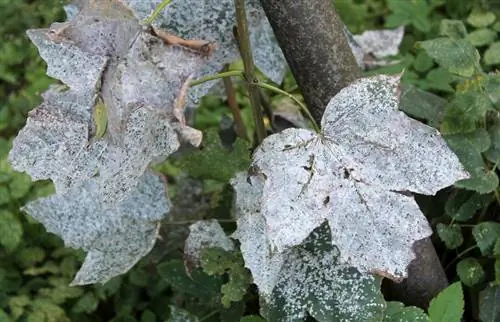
259;0;448;308
258;0;360;124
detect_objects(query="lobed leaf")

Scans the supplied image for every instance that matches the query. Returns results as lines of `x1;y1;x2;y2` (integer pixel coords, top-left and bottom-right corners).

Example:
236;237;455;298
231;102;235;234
242;75;467;280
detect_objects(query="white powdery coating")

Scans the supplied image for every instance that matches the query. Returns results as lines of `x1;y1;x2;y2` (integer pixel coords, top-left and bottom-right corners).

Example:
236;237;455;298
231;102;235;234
248;75;469;280
26;29;107;98
321;75;469;195
353;26;405;58
231;175;384;320
184;220;234;267
8;87;180;205
23;172;169;285
124;0;287;107
231;173;284;296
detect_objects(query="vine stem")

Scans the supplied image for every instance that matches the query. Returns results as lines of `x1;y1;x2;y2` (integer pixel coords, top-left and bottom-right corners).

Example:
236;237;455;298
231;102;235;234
144;0;173;24
222;65;249;140
234;0;267;144
189;70;243;87
444;245;479;271
251;82;321;132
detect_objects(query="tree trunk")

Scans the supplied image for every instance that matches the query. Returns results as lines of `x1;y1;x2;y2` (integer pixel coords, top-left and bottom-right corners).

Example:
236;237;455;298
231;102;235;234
258;0;359;124
259;0;448;308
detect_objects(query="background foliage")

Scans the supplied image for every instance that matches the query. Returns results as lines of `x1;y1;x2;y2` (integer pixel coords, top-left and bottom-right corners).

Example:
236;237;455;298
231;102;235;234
0;0;499;321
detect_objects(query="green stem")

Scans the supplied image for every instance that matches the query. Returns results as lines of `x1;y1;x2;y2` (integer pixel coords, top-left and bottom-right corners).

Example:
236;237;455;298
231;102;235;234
252;82;320;132
189;70;243;87
234;0;267;144
222;65;249;140
144;0;173;24
444;245;478;271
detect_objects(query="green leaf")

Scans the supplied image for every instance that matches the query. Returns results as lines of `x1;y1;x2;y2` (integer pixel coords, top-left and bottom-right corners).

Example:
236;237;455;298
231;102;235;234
439;20;468;39
494;238;500;256
30;299;70;322
201;248;252;308
479;284;500;322
172;129;250;182
15;247;46;268
399;84;446;128
386;0;432;32
423;68;455;92
467;8;496;28
7;295;30;320
239;316;266;322
0;309;12;322
414;51;435;73
485;73;500;107
383;301;429;321
0;210;23;252
445;131;498;194
418;38;481;77
485;122;500;163
441;93;492;134
140;310;156;322
445;190;493;222
168;306;200;322
467;28;497;47
485;42;500;66
456;258;485;286
428;282;464;322
8;171;32;199
157;259;222;298
72;292;98;314
436;223;463;249
473;222;500;255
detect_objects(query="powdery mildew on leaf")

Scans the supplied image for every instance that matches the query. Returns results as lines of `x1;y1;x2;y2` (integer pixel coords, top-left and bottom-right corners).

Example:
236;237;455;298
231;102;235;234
184;220;234;268
11;0;207;204
23;172;169;285
125;0;286;107
246;75;469;280
344;25;405;69
231;174;385;321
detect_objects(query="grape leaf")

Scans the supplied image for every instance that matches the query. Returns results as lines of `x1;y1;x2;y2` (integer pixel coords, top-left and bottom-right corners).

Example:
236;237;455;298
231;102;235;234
479;284;500;322
456;257;485;287
11;1;206;206
241;75;468;280
184;219;234;269
22;172;170;285
473;222;500;256
232;173;385;321
125;0;286;107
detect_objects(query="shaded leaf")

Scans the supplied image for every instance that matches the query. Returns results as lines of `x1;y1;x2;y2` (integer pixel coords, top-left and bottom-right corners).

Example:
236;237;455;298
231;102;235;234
173;130;250;182
444;190;493;222
441;92;492;134
399;84;446;128
473;222;500;255
0;210;23;252
428;282;464;322
436;223;463;249
479;284;500;322
157;259;222;298
456;258;485;287
485;122;500;163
